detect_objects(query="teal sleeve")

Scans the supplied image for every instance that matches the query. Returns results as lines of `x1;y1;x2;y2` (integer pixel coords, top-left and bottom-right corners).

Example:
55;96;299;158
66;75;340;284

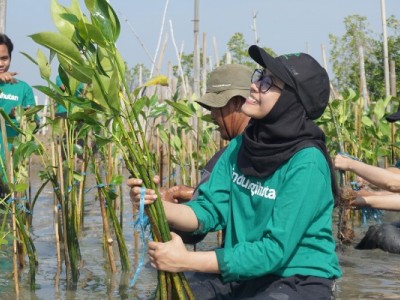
216;151;336;282
184;139;238;233
56;75;62;87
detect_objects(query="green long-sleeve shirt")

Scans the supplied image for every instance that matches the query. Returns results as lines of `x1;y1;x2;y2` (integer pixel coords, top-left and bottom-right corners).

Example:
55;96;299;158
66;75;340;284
185;135;342;283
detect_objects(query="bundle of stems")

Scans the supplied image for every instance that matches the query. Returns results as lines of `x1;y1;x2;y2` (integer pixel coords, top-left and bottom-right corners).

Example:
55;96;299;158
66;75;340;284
30;0;194;298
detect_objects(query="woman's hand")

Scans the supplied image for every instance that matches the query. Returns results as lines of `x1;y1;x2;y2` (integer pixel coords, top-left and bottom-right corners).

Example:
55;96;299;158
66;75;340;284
148;232;189;273
127;176;159;208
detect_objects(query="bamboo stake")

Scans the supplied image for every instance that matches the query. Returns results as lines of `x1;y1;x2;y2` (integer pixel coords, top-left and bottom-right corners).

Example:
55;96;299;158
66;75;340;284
252;10;259;45
380;0;391;99
390;60;397;163
390;60;397;98
98;185;117;273
49;98;61;266
212;36;220;67
56;120;71;284
201;32;207;96
358;45;369;110
118;156;124;226
11;185;19;296
156;33;168;76
169;19;187;97
193;0;200;97
150;0;170;78
77;147;87;228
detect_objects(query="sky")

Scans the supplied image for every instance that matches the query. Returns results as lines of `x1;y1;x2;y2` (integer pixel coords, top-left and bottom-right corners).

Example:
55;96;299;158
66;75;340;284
4;0;400;103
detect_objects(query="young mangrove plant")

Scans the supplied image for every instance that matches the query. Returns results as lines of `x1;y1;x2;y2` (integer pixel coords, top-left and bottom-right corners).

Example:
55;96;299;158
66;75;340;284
30;0;194;298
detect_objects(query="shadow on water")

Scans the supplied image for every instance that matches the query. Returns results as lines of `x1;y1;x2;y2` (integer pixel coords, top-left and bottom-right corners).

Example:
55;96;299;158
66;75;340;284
1;173;400;299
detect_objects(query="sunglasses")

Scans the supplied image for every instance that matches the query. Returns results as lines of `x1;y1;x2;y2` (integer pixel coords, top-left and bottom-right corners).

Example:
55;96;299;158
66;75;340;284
251;69;281;93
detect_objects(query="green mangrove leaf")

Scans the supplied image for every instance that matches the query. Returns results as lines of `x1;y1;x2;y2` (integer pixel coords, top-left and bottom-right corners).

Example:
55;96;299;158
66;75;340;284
107;71;120;113
361;116;374;128
38;170;52;181
132;86;144;99
25;105;44;118
171;135;182;151
0;109;21;133
106;189;118;201
73;171;84;182
92;74;111;111
51;0;76;39
36;49;51;80
115;49;125;75
69;111;102;126
343;88;357;101
86;0;113;42
30;32;84;65
165;100;193;118
20;52;38;66
378;122;391;138
13;183;28;193
93;133;113;147
97;46;114;75
58;55;93;84
156;126;169;145
14;141;42;162
85;0;120;43
373;99;386;120
33;85;67;110
110;175;124;185
131;97;147;118
383;95;393;108
78;23;108;48
200;113;214;123
148;102;169;119
96;47;124;80
51;116;64;136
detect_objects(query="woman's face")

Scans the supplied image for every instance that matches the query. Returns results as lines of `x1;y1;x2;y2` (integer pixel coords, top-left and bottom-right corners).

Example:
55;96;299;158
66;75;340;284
241;70;283;119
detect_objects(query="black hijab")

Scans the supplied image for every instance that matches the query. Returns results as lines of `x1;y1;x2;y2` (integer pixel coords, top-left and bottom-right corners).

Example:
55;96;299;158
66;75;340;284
237;87;338;201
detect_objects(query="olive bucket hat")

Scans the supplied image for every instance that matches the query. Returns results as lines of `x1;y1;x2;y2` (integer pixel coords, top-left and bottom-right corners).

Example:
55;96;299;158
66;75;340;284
248;45;330;120
196;64;253;110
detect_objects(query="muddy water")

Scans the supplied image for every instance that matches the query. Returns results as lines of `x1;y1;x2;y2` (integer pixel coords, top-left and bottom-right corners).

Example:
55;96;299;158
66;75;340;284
1;176;400;299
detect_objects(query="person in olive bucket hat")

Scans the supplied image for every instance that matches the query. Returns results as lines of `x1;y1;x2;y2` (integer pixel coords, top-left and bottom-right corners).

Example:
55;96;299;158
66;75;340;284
128;46;342;299
160;64;252;245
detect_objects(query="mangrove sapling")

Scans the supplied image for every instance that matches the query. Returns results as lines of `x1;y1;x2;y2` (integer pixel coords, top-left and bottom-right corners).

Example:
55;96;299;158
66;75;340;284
29;0;194;297
0;107;44;291
318;89;395;246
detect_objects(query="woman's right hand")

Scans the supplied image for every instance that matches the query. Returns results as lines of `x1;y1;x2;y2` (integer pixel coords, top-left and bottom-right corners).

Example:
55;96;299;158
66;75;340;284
127;176;159;208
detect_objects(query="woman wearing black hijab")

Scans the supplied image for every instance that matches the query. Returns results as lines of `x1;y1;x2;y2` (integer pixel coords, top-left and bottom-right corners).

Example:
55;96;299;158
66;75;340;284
128;46;342;299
